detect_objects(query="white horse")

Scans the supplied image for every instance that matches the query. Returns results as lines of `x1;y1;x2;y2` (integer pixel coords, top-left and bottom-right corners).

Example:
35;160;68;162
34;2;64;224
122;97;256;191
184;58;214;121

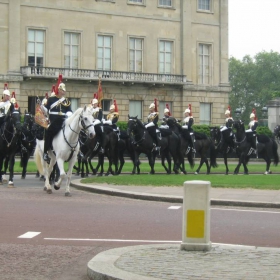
35;106;95;196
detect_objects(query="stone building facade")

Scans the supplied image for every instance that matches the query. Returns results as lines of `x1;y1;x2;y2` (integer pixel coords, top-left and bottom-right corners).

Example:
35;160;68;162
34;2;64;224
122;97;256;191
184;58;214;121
0;0;230;124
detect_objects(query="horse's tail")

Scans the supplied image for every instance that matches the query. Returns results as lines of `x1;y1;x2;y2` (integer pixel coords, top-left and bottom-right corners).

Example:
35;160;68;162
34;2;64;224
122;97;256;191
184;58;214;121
272;139;279;166
34;145;44;175
187;152;195;169
20;153;23;168
209;138;218;168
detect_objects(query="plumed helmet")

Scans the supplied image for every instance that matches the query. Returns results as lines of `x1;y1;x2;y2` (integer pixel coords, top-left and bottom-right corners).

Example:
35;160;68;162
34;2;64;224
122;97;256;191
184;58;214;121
3;89;10;96
58;83;66;91
149;102;155;109
10;97;16;104
164;108;169;113
110;104;115;110
250;113;255;118
92;98;98;105
225;110;230;115
184;108;190;113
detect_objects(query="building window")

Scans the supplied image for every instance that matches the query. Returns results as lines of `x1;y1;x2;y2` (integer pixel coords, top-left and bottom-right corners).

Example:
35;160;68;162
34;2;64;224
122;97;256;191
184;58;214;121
198;43;211;84
129;100;142;120
198;0;210;11
200;103;211;125
128;0;143;3
101;99;112;119
97;35;112;70
64;32;80;69
159;0;172;7
129;38;143;72
159;41;172;74
28;29;44;68
159;101;172;119
69;98;79;111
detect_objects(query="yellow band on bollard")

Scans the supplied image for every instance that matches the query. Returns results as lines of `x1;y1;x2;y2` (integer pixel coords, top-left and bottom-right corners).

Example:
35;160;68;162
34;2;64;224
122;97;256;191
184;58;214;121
186;210;205;238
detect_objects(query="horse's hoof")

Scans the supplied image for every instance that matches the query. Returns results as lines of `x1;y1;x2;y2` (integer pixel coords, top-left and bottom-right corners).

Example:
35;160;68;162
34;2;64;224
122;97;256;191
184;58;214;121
47;189;52;194
65;192;72;197
244;172;249;175
54;184;60;190
43;186;47;191
194;172;198;175
8;181;14;185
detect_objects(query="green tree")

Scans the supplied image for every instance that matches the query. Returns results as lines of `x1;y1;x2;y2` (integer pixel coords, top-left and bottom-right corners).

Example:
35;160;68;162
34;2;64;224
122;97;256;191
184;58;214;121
229;51;280;122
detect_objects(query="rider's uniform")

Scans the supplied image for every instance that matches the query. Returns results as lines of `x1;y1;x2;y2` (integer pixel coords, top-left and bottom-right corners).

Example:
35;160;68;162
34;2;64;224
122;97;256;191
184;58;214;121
145;107;160;149
104;111;119;129
0;101;14;127
43;95;72;154
91;101;105;152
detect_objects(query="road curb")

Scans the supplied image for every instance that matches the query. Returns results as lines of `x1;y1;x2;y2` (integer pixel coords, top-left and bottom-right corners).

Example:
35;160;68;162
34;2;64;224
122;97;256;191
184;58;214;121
70;180;280;209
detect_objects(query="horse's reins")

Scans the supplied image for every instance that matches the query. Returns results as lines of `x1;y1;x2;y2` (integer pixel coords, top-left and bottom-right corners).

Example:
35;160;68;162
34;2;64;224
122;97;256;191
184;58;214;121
128;119;146;145
62;112;94;162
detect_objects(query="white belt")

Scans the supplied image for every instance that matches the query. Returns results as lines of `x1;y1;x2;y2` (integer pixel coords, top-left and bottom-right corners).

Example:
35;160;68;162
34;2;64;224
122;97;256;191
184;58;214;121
49;112;66;115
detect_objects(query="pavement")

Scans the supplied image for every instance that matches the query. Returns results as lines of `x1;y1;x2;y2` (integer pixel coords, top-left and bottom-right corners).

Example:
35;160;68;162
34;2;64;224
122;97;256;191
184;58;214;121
70;179;280;280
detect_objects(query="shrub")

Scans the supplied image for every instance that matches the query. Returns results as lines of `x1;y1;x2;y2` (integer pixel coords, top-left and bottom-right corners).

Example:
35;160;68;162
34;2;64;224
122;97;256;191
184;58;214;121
193;125;211;136
256;126;273;137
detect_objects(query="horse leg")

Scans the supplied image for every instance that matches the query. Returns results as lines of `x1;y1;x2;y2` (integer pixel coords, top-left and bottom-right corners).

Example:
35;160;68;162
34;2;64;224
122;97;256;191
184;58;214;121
97;154;105;176
223;152;229;175
264;155;271;175
64;157;76;197
21;152;29;179
2;156;9;184
234;153;243;175
117;152;125;175
195;157;205;174
54;158;66;190
148;153;155;174
44;158;55;194
8;156;15;186
161;152;171;174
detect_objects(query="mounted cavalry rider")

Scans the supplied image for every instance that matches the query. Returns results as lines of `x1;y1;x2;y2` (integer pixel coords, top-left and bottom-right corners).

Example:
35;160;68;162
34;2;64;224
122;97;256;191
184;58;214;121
245;108;258;154
91;98;105;154
42;82;72;163
160;105;171;129
103;100;120;140
182;104;196;153
220;106;235;150
0;89;15;128
145;100;161;152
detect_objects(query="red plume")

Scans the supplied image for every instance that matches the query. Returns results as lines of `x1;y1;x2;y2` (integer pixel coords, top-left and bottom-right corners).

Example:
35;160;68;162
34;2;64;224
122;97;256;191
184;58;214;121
45;92;49;99
252;108;257;121
11;92;15;98
228;105;232;117
93;93;97;99
113;100;118;113
189;104;192;116
154;98;158;112
12;92;19;109
166;103;171;116
51;85;55;94
4;83;8;90
54;74;63;95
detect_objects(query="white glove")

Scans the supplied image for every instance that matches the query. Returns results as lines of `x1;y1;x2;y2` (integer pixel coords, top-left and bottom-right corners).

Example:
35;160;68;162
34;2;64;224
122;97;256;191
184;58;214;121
103;120;112;125
66;111;73;118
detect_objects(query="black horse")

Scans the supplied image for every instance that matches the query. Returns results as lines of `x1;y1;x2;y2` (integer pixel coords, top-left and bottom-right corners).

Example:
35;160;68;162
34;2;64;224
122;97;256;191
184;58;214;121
233;120;279;174
19;111;37;178
74;125;119;177
165;117;194;174
0;109;22;185
127;115;157;174
210;126;235;175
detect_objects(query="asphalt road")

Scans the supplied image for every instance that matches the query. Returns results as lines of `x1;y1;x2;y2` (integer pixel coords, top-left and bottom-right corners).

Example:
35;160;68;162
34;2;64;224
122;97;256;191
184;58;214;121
0;175;280;280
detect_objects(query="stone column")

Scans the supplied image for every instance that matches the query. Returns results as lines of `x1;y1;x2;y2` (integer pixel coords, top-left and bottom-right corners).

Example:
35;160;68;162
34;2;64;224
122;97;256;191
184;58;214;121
267;98;280;131
8;0;21;75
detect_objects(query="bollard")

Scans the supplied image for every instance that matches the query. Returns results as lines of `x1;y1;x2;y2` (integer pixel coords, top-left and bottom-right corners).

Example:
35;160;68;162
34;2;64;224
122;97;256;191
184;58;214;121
180;180;211;251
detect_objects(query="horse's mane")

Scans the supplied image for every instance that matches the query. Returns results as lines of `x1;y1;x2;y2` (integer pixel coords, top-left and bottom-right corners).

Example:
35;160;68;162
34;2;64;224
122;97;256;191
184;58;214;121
65;107;83;126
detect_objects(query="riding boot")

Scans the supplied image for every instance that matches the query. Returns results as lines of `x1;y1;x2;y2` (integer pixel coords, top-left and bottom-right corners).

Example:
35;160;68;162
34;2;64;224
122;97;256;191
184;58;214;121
155;129;161;152
190;132;196;153
43;132;51;164
99;130;105;154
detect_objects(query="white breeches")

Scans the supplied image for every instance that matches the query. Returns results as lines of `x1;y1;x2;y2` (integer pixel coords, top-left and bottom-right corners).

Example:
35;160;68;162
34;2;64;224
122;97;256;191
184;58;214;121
145;122;155;128
93;119;101;126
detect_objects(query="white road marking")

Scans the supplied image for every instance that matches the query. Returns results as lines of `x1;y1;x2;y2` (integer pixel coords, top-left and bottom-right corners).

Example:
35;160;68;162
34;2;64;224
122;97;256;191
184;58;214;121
44;238;181;243
212;208;280;214
168;206;181;209
18;232;41;239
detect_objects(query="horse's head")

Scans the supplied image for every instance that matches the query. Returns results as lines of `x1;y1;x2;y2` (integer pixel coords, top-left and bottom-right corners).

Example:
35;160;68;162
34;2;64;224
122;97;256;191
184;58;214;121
232;120;245;131
23;111;34;130
209;126;221;144
79;106;95;139
10;110;22;134
166;116;177;127
127;115;139;136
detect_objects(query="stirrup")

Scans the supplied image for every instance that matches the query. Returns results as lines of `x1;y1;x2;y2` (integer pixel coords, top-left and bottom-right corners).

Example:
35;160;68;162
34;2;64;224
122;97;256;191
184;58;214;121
43;153;50;164
99;148;104;154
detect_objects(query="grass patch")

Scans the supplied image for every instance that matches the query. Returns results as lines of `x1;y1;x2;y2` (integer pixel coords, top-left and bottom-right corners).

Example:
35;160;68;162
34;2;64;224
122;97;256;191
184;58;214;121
12;159;280;190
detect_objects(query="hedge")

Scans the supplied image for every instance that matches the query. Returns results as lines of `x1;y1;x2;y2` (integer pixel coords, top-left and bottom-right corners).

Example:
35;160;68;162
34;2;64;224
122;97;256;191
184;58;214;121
117;122;274;137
